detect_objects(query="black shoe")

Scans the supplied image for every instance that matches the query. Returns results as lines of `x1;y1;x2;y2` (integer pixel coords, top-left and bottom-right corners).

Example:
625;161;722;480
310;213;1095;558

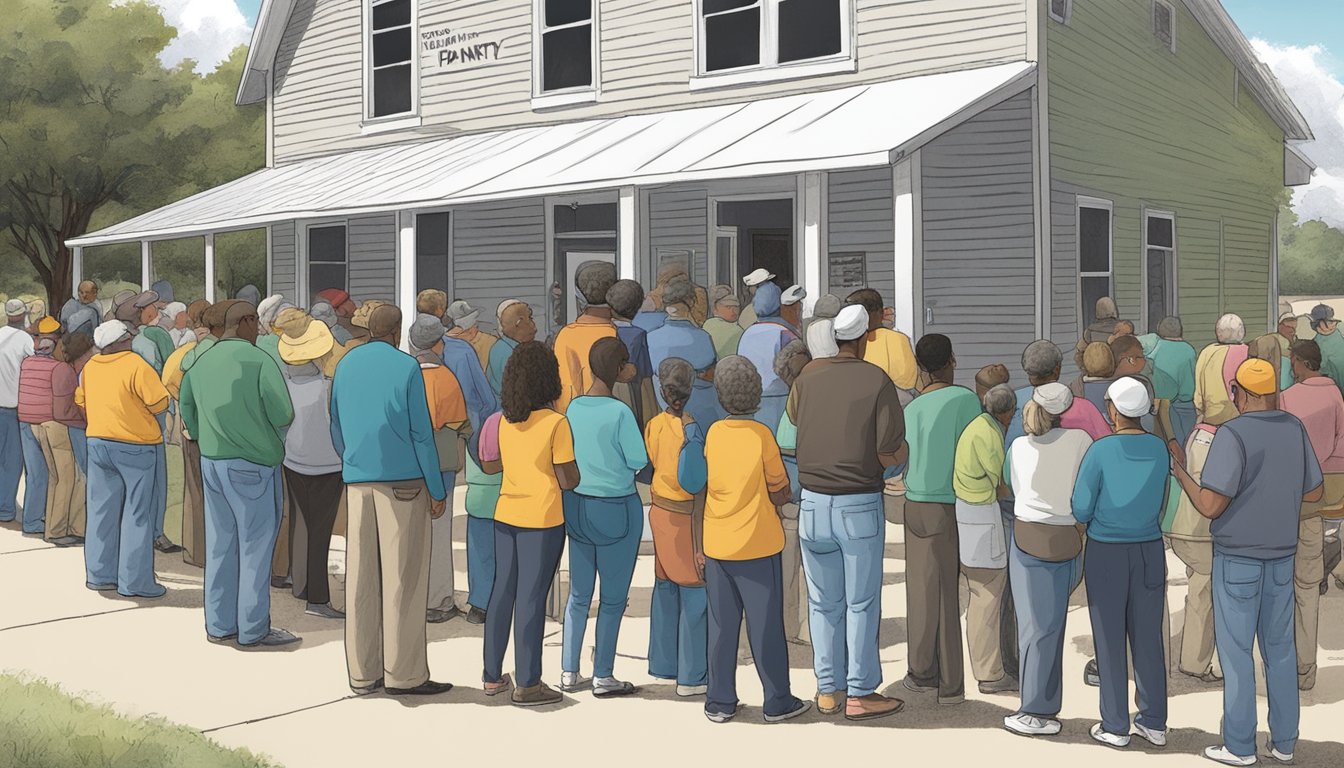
208;633;238;644
387;680;453;696
465;605;487;625
154;536;183;553
50;536;82;547
270;575;292;589
1084;659;1100;687
427;605;461;623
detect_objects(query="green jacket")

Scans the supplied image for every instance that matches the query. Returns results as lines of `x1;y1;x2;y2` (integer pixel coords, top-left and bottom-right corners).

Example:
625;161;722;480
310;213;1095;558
1317;329;1344;397
141;325;176;367
180;338;294;466
179;336;218;373
257;333;284;370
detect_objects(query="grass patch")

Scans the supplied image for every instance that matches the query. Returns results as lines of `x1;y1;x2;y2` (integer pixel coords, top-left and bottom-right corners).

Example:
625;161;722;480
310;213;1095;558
0;675;280;768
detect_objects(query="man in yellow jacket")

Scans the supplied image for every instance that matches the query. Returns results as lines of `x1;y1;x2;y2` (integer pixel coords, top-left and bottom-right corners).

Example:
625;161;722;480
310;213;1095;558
846;289;918;393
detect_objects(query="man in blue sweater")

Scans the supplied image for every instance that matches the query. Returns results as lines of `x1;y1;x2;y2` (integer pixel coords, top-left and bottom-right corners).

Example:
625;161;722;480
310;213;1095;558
330;304;451;698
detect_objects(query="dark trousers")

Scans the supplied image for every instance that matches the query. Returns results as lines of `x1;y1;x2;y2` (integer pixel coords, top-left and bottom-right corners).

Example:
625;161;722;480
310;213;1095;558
1084;538;1168;736
283;468;343;606
483;521;565;688
705;553;796;717
905;501;965;701
181;437;207;567
999;503;1019;679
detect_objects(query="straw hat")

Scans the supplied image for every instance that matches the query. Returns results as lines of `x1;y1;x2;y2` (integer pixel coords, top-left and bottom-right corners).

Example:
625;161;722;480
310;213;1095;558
351;299;388;329
278;316;334;365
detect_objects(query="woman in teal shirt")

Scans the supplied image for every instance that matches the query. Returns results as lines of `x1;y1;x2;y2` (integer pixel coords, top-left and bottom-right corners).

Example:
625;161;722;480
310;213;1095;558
561;337;649;697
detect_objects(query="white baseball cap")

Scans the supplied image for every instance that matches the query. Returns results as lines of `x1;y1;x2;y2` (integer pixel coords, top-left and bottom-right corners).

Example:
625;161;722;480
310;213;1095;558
781;285;807;306
833;304;869;342
742;268;776;287
94;320;131;348
1107;376;1152;418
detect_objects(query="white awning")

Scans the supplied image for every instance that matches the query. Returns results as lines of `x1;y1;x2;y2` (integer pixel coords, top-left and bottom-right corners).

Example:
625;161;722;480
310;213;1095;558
71;61;1035;248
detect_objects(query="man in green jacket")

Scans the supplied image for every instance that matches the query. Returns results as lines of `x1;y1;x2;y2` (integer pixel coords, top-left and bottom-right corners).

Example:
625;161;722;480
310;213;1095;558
181;300;298;648
1309;304;1344;396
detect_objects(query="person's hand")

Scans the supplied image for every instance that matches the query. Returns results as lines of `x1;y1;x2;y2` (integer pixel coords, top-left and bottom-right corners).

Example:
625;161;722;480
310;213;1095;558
680;411;696;427
882;307;896;327
430;497;447;519
695;552;706;576
1167;439;1187;470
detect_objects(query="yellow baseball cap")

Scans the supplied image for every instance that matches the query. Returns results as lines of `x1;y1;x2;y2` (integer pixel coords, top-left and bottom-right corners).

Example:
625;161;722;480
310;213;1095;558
35;316;61;334
1234;358;1277;397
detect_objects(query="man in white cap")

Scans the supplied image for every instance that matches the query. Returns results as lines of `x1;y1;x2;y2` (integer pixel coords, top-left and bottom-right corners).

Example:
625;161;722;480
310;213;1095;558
446;299;498;372
780;285;806;335
786;303;907;721
0;307;33;524
1071;376;1171;749
76;320;171;597
703;285;743;361
5;299;27;329
738;268;774;329
737;273;798;432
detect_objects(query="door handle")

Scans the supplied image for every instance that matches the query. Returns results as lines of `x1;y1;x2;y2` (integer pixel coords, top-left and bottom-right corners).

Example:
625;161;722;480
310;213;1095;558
925;307;934;325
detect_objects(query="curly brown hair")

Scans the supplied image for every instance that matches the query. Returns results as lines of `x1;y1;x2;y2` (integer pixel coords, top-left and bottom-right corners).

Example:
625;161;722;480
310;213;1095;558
502;341;562;423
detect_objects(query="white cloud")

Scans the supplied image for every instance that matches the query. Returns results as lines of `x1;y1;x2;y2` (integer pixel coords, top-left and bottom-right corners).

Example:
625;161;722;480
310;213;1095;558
1253;40;1344;228
145;0;253;74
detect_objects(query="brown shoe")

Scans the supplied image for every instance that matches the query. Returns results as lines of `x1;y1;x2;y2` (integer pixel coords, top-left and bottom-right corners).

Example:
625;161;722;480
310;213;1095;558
845;693;904;721
512;682;563;707
816;692;844;715
483;673;512;696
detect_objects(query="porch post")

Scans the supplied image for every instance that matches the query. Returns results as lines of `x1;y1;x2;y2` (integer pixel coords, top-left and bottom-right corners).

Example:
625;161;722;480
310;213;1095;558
396;210;417;352
71;246;83;288
800;171;826;316
892;154;921;337
140;240;152;291
203;233;216;303
618;185;639;281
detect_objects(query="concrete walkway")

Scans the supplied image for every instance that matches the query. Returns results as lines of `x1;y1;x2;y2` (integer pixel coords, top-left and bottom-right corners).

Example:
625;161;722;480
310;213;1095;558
3;491;1344;767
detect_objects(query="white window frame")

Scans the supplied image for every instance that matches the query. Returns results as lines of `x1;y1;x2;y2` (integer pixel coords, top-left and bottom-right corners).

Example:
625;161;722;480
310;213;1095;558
362;0;421;132
1048;0;1072;25
1076;196;1114;329
690;0;856;92
300;219;350;305
531;0;601;109
1152;0;1176;54
1142;209;1178;330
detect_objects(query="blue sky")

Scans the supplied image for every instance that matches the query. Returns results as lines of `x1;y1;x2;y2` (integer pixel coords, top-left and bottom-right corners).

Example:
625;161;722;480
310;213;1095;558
1223;0;1344;76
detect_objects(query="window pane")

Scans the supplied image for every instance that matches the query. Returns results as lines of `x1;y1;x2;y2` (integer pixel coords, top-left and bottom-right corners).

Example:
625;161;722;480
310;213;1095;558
704;0;757;13
309;264;347;300
309;226;347;263
575;203;617;232
1081;276;1111;329
1147;247;1172;326
705;8;760;72
1147;216;1173;248
373;27;412;67
416;212;450;257
545;0;591;27
542;26;592;91
372;64;413;116
778;0;842;63
372;0;411;30
1079;206;1111;273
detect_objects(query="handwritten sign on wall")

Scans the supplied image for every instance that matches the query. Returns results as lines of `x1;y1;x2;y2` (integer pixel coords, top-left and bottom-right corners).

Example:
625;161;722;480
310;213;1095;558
422;26;503;69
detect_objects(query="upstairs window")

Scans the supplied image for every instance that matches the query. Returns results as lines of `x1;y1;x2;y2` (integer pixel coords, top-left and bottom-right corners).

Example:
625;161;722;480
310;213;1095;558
1153;0;1175;52
699;0;850;75
1049;0;1071;25
368;0;415;119
537;0;596;94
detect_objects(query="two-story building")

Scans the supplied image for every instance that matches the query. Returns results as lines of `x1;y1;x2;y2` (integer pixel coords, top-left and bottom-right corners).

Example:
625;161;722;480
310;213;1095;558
69;0;1315;379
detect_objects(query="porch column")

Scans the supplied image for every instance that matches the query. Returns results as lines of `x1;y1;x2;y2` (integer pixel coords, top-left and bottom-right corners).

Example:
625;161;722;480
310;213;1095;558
892;153;922;337
396;210;417;351
203;233;216;302
800;171;827;316
618;186;639;280
140;240;152;291
71;246;83;288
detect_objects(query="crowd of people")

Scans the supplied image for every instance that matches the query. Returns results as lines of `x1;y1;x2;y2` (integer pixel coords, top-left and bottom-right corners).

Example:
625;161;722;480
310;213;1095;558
3;266;1344;765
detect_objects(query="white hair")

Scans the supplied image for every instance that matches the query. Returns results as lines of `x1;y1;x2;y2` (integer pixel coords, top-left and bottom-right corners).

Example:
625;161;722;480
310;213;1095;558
1215;313;1245;344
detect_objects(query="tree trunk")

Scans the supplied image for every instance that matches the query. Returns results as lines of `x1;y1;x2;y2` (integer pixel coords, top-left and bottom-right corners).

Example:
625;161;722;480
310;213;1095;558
45;244;72;316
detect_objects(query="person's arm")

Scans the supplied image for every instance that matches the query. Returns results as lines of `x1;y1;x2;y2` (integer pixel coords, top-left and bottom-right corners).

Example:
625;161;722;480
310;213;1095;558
179;369;198;439
138;360;170;415
552;416;580;490
875;380;907;469
259;353;295;431
1170;461;1234;519
1174;428;1239;520
785;383;799;424
328;374;346;458
406;368;447;503
892;332;918;390
1302;425;1326;503
677;418;708;495
1069;450;1100;525
762;431;791;508
50;365;81;423
479;412;503;475
620;407;650;473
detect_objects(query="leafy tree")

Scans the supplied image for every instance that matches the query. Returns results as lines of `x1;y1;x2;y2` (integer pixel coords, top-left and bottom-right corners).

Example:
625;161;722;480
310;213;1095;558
1278;205;1344;296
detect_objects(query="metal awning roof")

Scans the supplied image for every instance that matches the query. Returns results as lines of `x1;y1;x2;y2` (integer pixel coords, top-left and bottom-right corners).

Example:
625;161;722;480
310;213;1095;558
71;62;1035;248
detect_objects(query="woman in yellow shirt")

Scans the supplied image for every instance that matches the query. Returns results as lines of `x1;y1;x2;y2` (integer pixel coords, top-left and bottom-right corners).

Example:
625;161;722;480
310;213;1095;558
702;355;808;725
482;341;578;708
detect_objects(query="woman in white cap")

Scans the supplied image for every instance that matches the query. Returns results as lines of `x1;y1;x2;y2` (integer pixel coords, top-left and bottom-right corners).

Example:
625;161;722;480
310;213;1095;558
1070;377;1170;749
1002;382;1093;739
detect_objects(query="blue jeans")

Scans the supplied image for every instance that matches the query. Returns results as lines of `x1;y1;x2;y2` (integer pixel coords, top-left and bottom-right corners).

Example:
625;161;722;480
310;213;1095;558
562;492;642;678
706;553;797;717
84;438;161;596
1170;401;1196;446
18;423;47;532
649;578;708;686
799;489;885;696
201;457;282;645
1084;539;1168;736
466;515;495;610
483;521;565;688
1214;550;1298;758
0;407;20;520
1009;540;1082;717
68;427;87;475
152;413;168;540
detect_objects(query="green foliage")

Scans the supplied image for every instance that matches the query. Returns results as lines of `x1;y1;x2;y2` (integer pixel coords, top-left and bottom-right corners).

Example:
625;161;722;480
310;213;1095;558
1278;206;1344;296
0;0;263;307
0;674;281;768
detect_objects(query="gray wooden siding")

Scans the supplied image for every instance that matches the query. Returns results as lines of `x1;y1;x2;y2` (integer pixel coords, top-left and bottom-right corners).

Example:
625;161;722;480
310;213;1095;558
828;168;895;306
347;215;397;301
921;91;1036;384
452;199;547;336
270;221;297;299
648;186;709;286
271;0;1029;163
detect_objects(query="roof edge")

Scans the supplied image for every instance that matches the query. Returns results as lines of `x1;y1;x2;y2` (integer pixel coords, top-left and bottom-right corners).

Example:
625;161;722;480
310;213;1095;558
236;0;296;106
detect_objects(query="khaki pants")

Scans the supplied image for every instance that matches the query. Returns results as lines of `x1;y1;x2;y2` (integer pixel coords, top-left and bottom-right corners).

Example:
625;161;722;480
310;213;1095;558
780;513;810;644
272;486;292;581
346;481;432;690
1296;515;1324;689
1169;537;1219;678
962;565;1007;683
180;437;207;567
37;422;84;540
905;501;964;702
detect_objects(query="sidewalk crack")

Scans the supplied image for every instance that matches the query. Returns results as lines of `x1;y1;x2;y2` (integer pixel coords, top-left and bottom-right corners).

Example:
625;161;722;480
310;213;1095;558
200;696;358;734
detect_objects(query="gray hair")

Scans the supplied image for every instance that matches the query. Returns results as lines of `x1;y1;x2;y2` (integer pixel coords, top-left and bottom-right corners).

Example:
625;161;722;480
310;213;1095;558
982;384;1016;416
309;300;337;327
575;261;617;306
714;355;762;415
773;340;811;389
657;357;695;406
662;279;697;311
407;313;445;353
1215;313;1245;344
1156;316;1183;339
1021;339;1062;379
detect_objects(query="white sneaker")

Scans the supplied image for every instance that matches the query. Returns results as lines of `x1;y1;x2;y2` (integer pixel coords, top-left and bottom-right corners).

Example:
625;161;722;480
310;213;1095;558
558;671;586;693
676;684;708;697
1204;746;1257;766
1132;722;1168;747
1003;713;1062;737
1091;723;1131;748
1268;745;1294;764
